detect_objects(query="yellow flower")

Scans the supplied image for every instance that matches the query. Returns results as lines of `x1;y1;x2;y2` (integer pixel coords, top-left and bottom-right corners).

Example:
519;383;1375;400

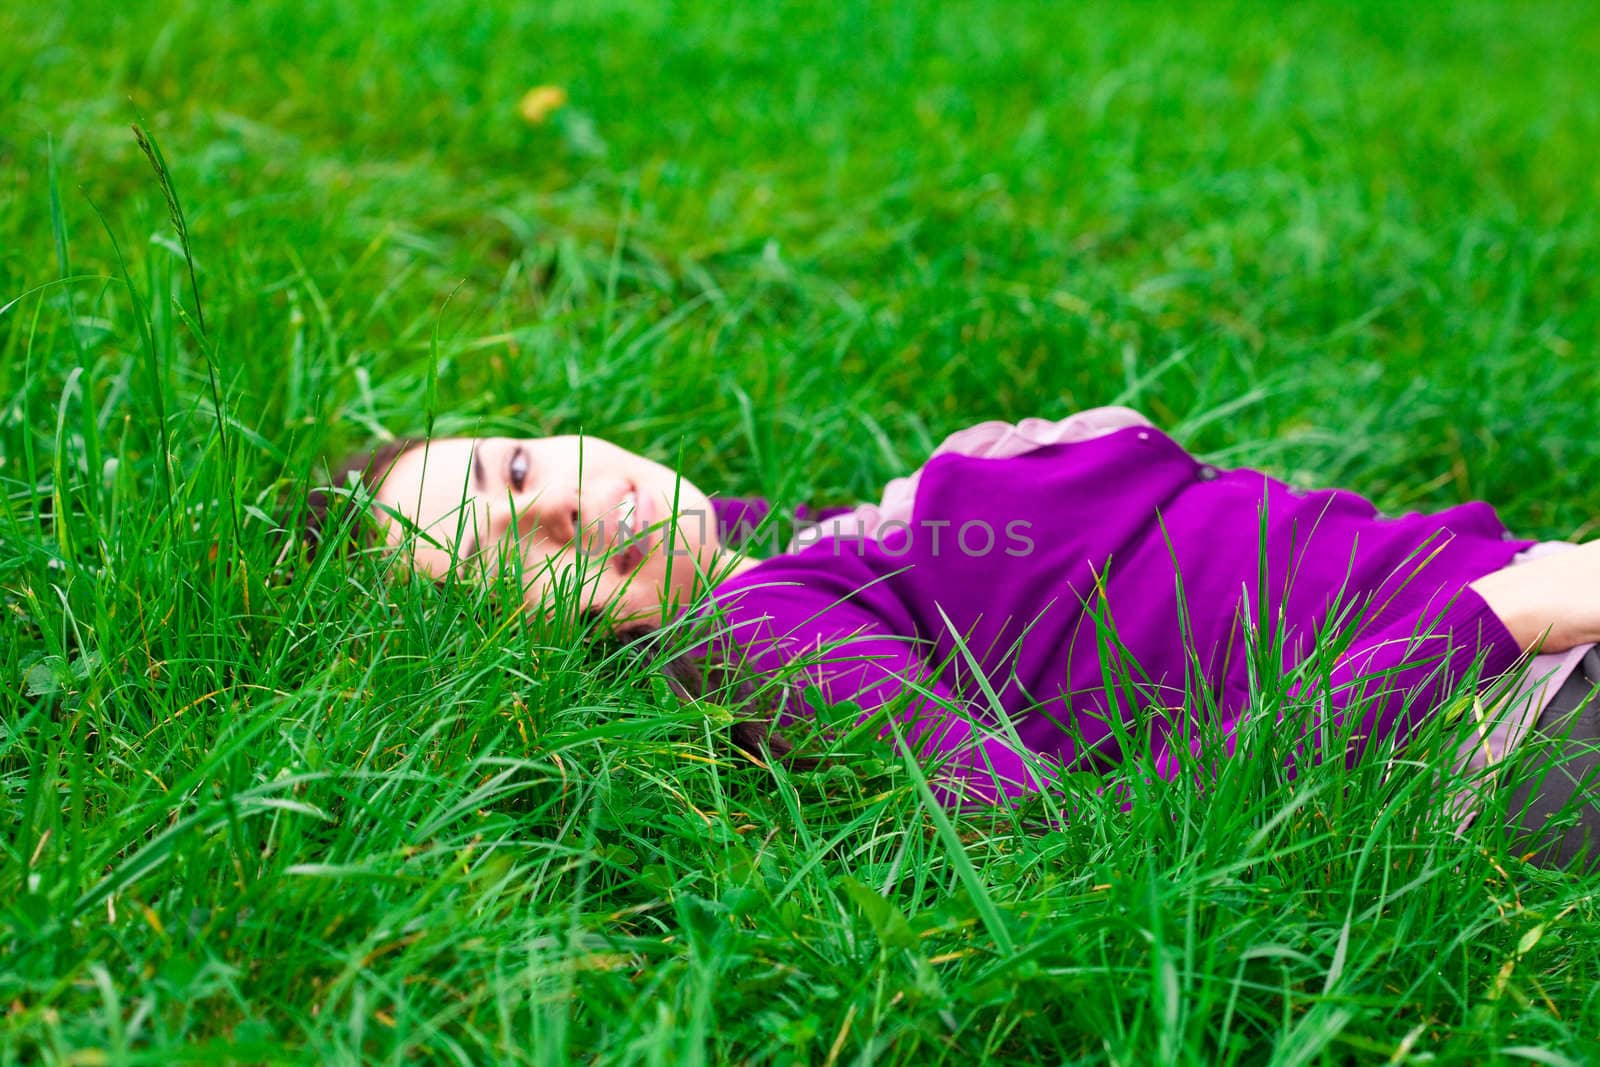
518;85;568;125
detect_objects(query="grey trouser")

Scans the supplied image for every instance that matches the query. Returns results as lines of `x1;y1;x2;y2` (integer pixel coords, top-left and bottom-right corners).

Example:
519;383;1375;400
1506;647;1600;869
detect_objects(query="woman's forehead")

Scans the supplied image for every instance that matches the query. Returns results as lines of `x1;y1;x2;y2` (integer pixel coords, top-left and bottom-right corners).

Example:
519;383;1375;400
391;437;477;485
370;438;479;527
376;433;638;500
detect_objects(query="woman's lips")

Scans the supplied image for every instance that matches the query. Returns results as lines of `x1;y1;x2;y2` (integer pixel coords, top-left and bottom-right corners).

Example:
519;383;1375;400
610;486;653;575
632;490;654;538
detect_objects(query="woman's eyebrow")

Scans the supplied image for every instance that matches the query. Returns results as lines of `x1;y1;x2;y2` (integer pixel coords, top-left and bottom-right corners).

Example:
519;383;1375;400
457;442;485;565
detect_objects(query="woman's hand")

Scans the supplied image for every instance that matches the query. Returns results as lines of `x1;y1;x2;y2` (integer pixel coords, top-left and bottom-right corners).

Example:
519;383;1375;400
1470;541;1600;654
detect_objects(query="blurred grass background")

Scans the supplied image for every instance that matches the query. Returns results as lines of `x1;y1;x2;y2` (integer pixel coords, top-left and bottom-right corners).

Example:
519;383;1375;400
4;0;1600;1062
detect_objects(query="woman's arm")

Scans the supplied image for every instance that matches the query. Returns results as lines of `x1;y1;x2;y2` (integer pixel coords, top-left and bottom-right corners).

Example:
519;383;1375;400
1293;584;1528;767
702;583;1055;805
796;628;1059;805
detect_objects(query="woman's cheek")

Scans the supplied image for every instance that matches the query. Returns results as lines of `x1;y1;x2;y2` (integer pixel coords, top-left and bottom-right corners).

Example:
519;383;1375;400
652;545;689;600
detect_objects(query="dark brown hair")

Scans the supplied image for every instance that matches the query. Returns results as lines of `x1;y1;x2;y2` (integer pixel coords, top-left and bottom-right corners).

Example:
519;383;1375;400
304;440;804;766
301;437;422;563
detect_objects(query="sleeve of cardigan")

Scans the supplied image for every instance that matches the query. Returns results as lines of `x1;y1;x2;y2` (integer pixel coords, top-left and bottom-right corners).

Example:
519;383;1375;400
703;586;1058;806
805;628;1060;806
1295;584;1525;768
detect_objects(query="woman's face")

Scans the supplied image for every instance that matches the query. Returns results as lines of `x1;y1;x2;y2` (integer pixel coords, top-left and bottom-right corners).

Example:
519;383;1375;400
369;435;723;625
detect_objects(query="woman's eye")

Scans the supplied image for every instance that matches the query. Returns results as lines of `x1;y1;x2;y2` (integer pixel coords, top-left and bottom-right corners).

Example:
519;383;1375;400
508;447;530;491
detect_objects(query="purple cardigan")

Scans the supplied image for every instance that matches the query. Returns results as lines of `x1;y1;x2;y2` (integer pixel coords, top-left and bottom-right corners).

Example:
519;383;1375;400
692;426;1532;806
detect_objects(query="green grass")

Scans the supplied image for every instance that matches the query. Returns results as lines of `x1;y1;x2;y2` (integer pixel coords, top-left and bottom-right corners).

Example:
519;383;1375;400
5;0;1600;1061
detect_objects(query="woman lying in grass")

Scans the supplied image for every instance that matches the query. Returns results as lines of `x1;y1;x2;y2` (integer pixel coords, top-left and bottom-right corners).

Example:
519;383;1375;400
310;408;1600;867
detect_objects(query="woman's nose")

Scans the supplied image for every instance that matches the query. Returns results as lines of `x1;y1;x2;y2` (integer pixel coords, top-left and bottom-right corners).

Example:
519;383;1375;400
512;483;580;546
